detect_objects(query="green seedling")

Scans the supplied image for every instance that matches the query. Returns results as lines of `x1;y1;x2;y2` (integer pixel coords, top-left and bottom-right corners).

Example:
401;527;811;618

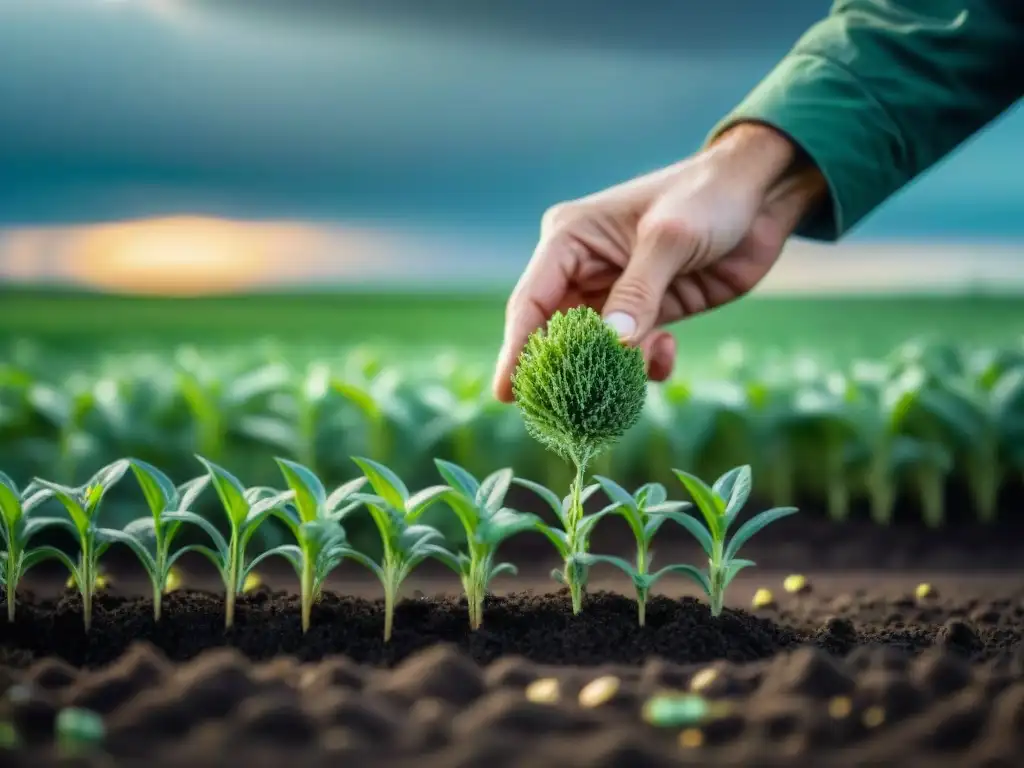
432;460;540;629
514;476;617;613
108;459;211;621
511;306;647;613
670;465;798;616
31;459;131;630
163;456;295;628
0;473;76;622
580;478;696;625
267;458;367;632
344;457;455;641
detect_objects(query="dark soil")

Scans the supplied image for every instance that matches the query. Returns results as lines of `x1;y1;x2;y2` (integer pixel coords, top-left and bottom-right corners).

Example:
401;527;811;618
2;570;1024;767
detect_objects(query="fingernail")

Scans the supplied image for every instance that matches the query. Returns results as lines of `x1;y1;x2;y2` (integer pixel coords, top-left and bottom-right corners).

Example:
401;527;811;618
603;312;636;340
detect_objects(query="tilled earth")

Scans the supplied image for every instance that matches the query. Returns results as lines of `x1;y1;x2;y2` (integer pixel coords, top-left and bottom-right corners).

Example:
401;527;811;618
1;568;1023;767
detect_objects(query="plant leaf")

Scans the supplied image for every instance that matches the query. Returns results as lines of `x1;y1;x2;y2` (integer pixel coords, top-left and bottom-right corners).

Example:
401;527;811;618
128;458;177;519
162;510;230;560
591;475;635;510
637;482;667;507
30;480;89;533
244;544;303;582
532;522;571;557
434;459;480;499
573;552;637;579
352;457;409;509
722;558;756;589
476;468;513;512
325;476;369;516
21;545;79;579
653;510;714;558
672;469;724;540
405;485;451;520
0;471;22;529
488;561;518;582
96;527;158;577
724;506;798;562
176;474;211;512
649;563;713;595
478;508;540;545
196;456;250;527
122;516;158;541
275;457;327;523
512;478;565;523
713;465;753;527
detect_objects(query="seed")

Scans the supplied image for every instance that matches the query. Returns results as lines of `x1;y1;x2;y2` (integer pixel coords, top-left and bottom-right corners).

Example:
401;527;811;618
55;708;105;750
783;574;809;594
578;675;620;708
242;572;262;593
163;567;183;593
862;706;885;728
689;667;718;693
752;588;775;609
643;694;709;727
915;583;935;600
828;696;852;718
525;677;560;704
678;728;704;748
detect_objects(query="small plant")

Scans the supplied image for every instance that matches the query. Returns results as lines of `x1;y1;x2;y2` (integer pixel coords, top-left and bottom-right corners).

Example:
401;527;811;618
163;456;295;628
344;457;455;641
511;306;647;613
432;460;539;629
31;459;132;630
577;478;696;625
0;473;74;622
270;457;367;632
108;459;211;621
670;465;797;616
514;476;617;613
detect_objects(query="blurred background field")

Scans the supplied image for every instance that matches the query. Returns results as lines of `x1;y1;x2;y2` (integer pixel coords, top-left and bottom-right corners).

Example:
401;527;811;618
0;1;1022;552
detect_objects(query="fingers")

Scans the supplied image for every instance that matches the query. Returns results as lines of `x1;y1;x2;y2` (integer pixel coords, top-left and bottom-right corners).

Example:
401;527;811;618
492;232;579;402
642;330;676;382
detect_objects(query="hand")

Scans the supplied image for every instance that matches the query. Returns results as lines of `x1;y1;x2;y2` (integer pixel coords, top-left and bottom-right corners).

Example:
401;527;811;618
492;122;827;402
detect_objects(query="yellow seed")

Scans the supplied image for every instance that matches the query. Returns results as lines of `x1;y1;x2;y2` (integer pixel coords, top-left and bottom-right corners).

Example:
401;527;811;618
783;574;808;594
689;667;718;693
578;675;620;708
915;583;935;600
862;706;885;728
828;696;852;718
163;567;183;593
66;572;111;590
525;677;560;704
678;728;704;748
752;588;775;609
242;572;262;593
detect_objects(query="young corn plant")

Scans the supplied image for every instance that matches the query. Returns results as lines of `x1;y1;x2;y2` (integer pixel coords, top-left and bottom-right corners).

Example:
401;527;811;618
671;465;798;616
268;457;367;632
31;459;132;630
511;306;647;614
343;457;455;641
0;473;76;622
431;460;539;629
162;456;295;628
579;478;695;626
106;459;211;621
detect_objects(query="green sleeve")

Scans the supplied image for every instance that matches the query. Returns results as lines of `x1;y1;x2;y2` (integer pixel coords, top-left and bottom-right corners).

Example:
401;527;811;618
709;0;1024;240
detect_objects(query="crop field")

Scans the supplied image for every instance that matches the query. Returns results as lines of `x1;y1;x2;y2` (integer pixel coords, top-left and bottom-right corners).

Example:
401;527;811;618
2;294;1024;767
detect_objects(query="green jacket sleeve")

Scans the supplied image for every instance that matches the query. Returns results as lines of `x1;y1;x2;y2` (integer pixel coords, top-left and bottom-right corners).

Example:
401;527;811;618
709;0;1024;240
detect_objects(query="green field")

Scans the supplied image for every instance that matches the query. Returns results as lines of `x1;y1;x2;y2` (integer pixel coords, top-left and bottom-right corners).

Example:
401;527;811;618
1;289;1022;367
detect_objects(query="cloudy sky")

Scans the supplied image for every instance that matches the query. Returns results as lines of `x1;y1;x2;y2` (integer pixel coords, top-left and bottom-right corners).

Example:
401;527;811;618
0;0;1020;293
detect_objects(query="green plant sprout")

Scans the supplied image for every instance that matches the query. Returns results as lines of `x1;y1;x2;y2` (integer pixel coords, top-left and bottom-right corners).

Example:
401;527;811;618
432;460;540;629
30;459;132;630
109;459;211;621
581;477;696;625
513;476;615;613
0;473;73;622
511;306;647;613
162;456;295;628
268;457;367;632
344;457;455;641
670;465;798;616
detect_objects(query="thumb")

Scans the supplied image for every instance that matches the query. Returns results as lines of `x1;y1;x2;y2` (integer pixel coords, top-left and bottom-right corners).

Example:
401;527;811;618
601;218;695;342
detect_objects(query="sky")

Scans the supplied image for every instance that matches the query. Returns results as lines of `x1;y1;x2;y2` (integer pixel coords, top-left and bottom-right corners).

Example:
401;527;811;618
0;0;1020;293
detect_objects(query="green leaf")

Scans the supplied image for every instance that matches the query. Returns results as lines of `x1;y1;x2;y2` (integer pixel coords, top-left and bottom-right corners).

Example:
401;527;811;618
325;476;369;517
713;465;752;526
196;456;250;527
637;482;667;507
434;459;479;499
649;563;713;595
591;475;635;510
122;516;158;542
476;468;513;512
96;527;157;578
653;510;714;558
724;506;798;562
478;508;540;545
162;510;230;560
0;471;22;529
417;543;462;573
175;475;211;512
21;545;79;579
672;469;724;540
489;561;518;581
405;485;451;520
275;457;327;523
244;544;303;580
22;516;77;543
512;478;564;522
576;504;621;541
574;552;637;579
31;480;89;533
722;558;755;589
532;522;571;557
352;457;409;509
399;524;444;553
128;458;177;519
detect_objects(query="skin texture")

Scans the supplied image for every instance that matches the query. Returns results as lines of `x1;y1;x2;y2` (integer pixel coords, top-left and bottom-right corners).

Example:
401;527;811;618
492;122;829;402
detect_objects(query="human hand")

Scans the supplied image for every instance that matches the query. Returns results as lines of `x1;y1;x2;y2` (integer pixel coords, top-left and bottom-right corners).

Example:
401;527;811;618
492;123;827;402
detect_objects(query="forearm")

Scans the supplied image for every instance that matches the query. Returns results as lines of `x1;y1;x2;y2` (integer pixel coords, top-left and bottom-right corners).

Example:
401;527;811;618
709;0;1024;241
